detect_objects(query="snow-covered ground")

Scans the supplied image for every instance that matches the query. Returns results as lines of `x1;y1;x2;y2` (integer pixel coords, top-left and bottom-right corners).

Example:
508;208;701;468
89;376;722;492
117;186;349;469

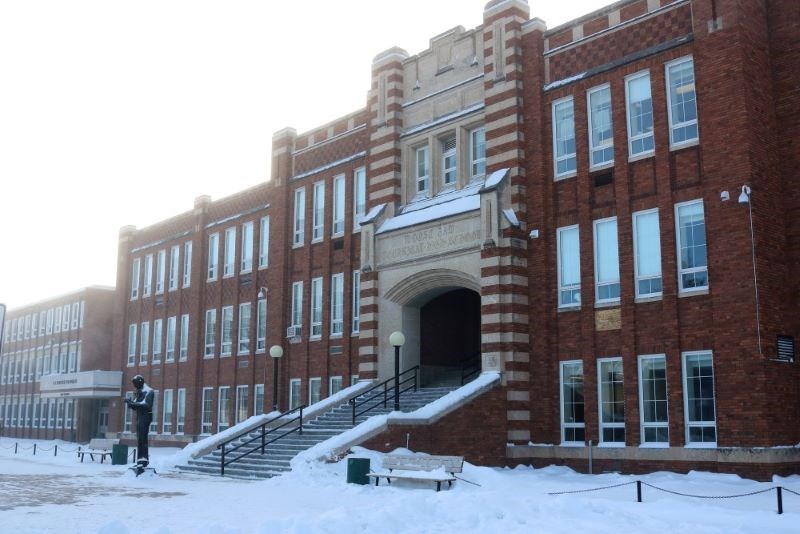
1;438;799;533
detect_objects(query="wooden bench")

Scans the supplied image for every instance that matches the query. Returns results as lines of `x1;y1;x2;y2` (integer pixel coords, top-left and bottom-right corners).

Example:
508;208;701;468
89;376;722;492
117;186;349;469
367;454;464;491
77;439;120;463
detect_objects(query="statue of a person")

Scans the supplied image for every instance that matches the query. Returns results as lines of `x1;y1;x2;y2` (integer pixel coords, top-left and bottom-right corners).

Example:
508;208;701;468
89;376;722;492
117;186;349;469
125;374;154;466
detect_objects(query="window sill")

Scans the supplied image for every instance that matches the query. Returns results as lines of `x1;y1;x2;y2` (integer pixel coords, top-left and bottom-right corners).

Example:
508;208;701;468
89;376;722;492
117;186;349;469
678;288;709;298
330;334;343;339
558;306;581;313
220;353;232;358
597;442;625;448
554;172;577;182
240;269;252;275
635;295;662;304
258;264;268;270
684;443;717;449
594;300;620;309
203;355;215;360
560;442;586;448
309;336;322;342
669;138;699;152
179;358;188;363
237;353;250;357
292;243;304;249
311;238;324;245
223;274;235;279
589;161;614;172
331;233;344;240
628;151;655;163
639;442;669;449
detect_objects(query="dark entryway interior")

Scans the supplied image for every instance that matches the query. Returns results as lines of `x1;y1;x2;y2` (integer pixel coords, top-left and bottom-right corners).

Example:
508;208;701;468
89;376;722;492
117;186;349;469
419;288;481;386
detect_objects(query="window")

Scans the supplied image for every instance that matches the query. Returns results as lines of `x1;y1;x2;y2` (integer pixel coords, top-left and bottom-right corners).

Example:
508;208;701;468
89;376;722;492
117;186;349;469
588;84;613;167
221;306;233;356
238;303;251;355
291;281;303;329
48;399;56;428
259;216;270;268
166;316;176;362
310;277;323;338
162;389;173;434
143;254;153;296
56;398;64;428
470;127;486;179
241;221;253;272
309;377;321;405
54;307;61;333
353;168;366;229
293;188;305;246
39;311;46;336
638;354;669;445
149;390;159;433
217;387;230;432
223;227;236;277
236;385;249;424
31;313;38;337
557;225;581;308
152;319;163;361
131;258;141;299
352;270;361;333
683;351;716;445
633;209;662;298
329;376;343;396
256;298;267;352
675;200;708;292
179;314;189;361
415;145;429;194
441;136;457;186
254;384;265;416
666;57;698;147
332;174;345;236
204;309;217;357
140;321;149;363
598;358;625;444
626;71;654;157
183;241;192;287
312;181;325;241
207;233;219;281
127;324;137;365
24;314;30;338
594;217;620;303
79;300;84;328
70;304;79;329
289;379;301;410
156;249;166;294
201;387;213;434
61;305;70;331
553;97;577;177
176;388;186;434
169;245;179;291
331;273;344;336
560;360;585;444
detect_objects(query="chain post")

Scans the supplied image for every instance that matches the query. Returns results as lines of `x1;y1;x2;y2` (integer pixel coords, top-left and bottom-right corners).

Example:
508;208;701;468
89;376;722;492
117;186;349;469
636;480;642;503
777;486;783;515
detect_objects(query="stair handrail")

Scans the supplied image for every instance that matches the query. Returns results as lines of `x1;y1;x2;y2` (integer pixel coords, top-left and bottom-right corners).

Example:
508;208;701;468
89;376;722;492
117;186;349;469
460;353;482;385
218;404;306;476
349;366;419;425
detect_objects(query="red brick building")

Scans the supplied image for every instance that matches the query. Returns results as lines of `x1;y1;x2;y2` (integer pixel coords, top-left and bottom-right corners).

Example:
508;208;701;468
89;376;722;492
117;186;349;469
109;0;800;477
0;287;117;443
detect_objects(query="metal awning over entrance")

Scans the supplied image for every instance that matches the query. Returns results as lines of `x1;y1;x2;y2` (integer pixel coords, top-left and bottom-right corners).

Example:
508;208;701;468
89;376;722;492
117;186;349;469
39;371;123;399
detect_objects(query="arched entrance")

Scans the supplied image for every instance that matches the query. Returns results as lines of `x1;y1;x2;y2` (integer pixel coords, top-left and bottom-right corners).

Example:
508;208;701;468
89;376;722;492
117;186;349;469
419;288;481;386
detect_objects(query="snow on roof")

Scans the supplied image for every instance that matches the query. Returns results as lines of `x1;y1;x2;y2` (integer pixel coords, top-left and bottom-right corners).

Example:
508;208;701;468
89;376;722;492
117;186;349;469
360;203;386;225
502;208;520;228
377;194;480;234
481;168;509;191
543;70;587;91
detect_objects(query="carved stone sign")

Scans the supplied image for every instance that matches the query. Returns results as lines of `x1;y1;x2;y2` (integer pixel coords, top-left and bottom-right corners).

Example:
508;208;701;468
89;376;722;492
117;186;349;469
376;216;481;268
595;308;622;331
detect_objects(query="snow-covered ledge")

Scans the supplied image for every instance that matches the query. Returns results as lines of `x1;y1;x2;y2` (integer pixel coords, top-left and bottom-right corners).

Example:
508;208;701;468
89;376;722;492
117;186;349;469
174;380;376;463
291;372;501;468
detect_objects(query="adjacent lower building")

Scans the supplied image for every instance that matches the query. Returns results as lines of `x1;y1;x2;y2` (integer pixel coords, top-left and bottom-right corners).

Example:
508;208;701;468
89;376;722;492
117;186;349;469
107;0;800;478
0;287;119;443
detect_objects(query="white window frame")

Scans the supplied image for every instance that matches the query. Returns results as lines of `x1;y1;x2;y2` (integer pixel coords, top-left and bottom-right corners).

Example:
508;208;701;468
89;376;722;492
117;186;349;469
156;249;166;294
259;216;270;268
236;385;249;424
682;350;717;447
127;324;137;365
675;199;708;293
254;384;265;416
204;309;216;358
310;277;323;339
61;304;70;331
332;174;345;237
152;319;163;362
183;241;192;288
256;298;267;353
240;221;254;273
597;357;625;446
441;135;457;187
351;270;361;334
638;354;669;446
560;360;585;445
217;386;230;432
470;127;486;179
201;387;213;435
169;245;179;291
291;281;303;330
415;145;430;195
329;376;343;396
593;217;620;305
207;233;219;281
162;389;173;434
625;70;655;158
312;181;325;242
130;258;141;299
143;254;153;296
330;273;344;336
179;314;189;361
176;388;186;434
238;302;251;355
165;316;176;362
293;187;306;246
308;377;321;406
223;227;236;277
139;321;149;363
587;84;614;168
353;167;366;230
633;208;662;299
289;378;301;410
220;306;233;356
552;96;577;179
557;225;581;308
665;56;699;148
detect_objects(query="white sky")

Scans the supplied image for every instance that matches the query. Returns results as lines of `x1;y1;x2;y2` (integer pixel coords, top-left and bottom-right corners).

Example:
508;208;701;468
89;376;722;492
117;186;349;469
0;0;609;310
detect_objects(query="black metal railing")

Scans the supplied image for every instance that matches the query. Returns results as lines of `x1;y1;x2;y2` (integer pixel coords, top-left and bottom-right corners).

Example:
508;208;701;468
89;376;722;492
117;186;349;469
218;404;306;476
349;366;419;425
460;353;481;385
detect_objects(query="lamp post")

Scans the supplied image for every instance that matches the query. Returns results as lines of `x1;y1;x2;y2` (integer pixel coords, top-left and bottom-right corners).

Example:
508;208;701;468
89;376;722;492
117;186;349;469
269;345;283;412
738;185;763;358
389;331;405;412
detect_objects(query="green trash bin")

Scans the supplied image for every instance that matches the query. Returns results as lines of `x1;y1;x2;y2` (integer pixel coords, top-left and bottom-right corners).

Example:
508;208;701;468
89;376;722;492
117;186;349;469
346;457;370;485
111;444;129;465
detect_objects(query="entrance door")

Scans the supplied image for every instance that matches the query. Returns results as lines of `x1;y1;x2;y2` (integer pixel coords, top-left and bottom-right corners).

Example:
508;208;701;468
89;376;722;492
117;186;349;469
419;288;480;386
96;401;109;436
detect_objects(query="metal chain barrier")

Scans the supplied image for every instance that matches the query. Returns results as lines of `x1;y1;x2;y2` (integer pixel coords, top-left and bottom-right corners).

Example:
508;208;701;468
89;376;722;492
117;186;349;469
781;486;800;497
641;481;776;500
548;481;637;495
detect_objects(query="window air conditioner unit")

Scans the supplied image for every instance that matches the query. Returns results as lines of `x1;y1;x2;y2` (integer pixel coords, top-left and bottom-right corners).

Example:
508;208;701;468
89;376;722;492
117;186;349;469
286;325;301;338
